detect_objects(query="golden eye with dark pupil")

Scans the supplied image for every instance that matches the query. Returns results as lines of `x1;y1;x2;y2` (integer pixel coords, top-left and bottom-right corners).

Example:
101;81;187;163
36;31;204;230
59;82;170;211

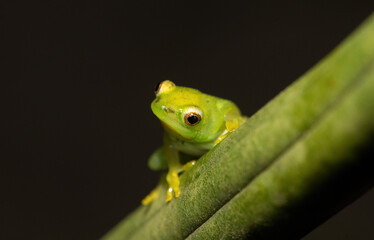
184;112;201;126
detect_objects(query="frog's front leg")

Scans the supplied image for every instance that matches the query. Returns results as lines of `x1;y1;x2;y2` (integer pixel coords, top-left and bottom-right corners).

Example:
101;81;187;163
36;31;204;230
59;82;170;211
164;135;188;202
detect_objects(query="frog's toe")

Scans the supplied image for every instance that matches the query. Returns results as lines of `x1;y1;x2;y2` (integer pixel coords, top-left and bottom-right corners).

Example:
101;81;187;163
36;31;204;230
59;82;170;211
141;188;159;205
174;185;181;198
166;187;173;202
182;160;196;171
215;133;228;145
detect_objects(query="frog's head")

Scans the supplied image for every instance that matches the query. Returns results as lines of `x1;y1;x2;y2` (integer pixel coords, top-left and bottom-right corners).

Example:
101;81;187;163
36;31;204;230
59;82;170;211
151;80;225;143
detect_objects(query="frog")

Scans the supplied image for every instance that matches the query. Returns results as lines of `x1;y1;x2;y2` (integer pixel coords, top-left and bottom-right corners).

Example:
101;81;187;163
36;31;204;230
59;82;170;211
141;80;246;205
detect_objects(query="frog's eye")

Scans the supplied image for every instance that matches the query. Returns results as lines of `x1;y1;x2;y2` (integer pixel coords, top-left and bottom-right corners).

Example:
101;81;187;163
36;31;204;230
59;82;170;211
154;80;176;96
154;82;162;95
183;108;203;126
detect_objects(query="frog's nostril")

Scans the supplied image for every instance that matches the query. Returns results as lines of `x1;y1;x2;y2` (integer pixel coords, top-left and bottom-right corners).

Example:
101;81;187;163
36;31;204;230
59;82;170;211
155;97;161;103
162;106;175;113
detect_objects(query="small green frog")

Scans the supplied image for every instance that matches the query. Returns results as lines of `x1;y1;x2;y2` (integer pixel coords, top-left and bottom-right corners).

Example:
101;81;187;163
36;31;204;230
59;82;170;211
142;80;246;205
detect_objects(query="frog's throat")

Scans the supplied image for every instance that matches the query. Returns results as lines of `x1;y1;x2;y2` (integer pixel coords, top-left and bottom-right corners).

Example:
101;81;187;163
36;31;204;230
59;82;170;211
161;122;191;141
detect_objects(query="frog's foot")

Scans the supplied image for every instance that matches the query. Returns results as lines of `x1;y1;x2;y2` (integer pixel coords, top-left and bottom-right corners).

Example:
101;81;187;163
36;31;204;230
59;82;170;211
215;119;242;145
182;160;196;171
141;187;160;205
165;161;196;202
166;170;180;202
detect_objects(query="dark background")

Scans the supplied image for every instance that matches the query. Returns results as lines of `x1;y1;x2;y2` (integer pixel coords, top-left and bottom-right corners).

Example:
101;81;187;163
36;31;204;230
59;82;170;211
2;1;373;239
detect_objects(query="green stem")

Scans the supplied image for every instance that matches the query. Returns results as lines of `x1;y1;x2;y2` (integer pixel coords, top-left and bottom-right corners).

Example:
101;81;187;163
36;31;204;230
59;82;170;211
102;13;374;240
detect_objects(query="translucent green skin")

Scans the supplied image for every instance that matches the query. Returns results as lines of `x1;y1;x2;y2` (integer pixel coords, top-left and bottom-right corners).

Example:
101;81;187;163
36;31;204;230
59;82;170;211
146;80;245;203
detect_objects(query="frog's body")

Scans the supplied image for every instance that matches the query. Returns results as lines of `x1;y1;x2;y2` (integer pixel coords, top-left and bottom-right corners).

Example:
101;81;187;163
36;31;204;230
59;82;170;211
142;80;246;205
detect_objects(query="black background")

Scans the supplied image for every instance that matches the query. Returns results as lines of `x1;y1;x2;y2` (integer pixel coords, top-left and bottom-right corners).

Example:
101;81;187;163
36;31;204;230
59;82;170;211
2;1;374;239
